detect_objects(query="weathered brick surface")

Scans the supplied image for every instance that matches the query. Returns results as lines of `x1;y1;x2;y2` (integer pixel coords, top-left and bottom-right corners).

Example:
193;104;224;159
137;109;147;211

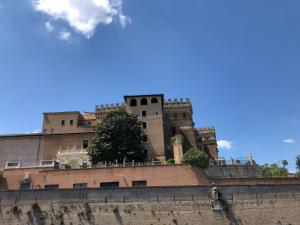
0;185;299;225
3;165;211;190
3;164;300;191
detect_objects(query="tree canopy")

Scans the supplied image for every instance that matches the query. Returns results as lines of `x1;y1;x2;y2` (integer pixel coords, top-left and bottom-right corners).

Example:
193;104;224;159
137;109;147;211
261;163;288;177
182;147;209;169
281;160;288;168
87;109;146;165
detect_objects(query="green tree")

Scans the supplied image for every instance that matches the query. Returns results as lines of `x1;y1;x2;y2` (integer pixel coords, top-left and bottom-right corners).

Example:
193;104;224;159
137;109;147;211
87;109;146;164
296;155;300;172
261;163;288;177
281;160;288;168
182;147;209;169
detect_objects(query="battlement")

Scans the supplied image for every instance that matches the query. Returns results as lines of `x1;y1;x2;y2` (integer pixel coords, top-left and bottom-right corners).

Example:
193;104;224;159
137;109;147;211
95;103;126;111
196;127;216;141
197;127;216;134
163;98;192;112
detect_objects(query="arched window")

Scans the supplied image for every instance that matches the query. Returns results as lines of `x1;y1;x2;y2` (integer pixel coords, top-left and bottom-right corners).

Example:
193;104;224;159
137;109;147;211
130;99;137;106
151;98;158;104
141;98;148;105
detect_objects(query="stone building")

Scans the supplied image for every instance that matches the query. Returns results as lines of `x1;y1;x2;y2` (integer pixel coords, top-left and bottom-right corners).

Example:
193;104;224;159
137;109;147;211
0;94;218;168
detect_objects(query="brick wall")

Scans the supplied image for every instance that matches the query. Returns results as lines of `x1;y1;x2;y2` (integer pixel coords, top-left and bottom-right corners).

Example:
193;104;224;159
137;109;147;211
2;164;300;191
2;164;211;190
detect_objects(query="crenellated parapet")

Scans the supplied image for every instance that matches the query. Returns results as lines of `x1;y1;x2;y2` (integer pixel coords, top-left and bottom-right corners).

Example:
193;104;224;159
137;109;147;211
95;103;126;110
195;127;216;142
197;127;216;135
163;98;192;108
95;103;125;120
195;127;218;158
163;98;193;119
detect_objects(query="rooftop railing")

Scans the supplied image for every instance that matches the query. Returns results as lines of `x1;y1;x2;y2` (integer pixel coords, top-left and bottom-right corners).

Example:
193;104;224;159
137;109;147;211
5;160;57;169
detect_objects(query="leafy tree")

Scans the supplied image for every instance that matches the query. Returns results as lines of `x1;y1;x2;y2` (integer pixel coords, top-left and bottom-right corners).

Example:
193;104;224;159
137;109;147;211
166;158;175;164
261;163;288;177
296;155;300;172
87;109;146;164
182;147;209;169
281;160;288;168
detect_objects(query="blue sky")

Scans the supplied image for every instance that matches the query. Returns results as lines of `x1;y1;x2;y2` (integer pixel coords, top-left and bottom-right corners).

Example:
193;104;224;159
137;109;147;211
0;0;299;171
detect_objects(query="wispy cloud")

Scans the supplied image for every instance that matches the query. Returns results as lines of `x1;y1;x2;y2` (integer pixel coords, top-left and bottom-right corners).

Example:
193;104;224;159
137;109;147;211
33;0;130;38
25;129;41;134
45;21;54;32
217;140;233;150
283;138;296;144
59;30;71;41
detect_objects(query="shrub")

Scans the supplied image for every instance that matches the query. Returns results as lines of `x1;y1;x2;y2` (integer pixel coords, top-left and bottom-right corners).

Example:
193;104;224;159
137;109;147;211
166;158;175;164
64;164;71;170
182;147;209;169
112;206;119;213
12;205;21;216
31;202;41;211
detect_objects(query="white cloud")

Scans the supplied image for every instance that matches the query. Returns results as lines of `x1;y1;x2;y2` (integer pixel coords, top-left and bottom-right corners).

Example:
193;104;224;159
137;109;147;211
25;129;41;134
119;14;131;27
217;140;233;150
59;30;71;40
283;138;296;144
45;21;54;32
33;0;130;38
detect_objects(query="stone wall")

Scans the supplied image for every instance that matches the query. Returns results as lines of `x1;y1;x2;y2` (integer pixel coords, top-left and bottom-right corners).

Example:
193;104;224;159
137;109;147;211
205;165;263;178
0;185;299;225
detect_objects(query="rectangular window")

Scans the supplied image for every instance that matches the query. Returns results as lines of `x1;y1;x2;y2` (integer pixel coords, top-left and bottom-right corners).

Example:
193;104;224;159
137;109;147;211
142;122;147;129
83;140;89;149
20;182;31;190
45;184;59;189
100;182;119;188
61;120;65;126
165;113;169;119
173;113;177;119
142;111;146;117
51;129;54;134
73;183;87;189
70;120;74;126
132;180;147;187
143;135;148;143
